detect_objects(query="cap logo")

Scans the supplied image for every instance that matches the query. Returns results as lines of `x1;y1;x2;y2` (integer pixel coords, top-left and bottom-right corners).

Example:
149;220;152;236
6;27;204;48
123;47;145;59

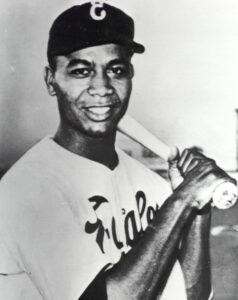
90;1;106;21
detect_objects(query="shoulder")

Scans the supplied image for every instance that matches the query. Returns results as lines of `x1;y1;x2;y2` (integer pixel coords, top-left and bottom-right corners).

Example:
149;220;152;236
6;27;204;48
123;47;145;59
0;136;73;190
0;137;67;223
1;137;55;179
0;137;58;194
0;139;76;259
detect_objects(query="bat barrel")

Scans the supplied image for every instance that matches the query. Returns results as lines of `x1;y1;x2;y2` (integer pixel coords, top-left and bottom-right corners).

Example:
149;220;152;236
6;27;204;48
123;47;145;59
118;114;172;161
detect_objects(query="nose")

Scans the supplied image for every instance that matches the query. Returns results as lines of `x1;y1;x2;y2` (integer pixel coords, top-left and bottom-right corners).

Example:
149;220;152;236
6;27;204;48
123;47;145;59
87;71;114;97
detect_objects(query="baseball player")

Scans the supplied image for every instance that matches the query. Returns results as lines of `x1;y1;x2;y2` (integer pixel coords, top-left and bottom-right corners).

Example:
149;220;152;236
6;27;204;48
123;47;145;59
0;2;233;299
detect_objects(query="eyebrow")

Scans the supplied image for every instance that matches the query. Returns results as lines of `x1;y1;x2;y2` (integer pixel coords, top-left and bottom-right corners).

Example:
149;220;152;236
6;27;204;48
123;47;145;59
107;59;130;67
67;59;92;68
67;58;130;69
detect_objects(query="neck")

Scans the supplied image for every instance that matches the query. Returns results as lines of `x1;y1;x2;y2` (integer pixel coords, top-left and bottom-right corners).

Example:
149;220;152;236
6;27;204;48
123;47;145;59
53;123;118;170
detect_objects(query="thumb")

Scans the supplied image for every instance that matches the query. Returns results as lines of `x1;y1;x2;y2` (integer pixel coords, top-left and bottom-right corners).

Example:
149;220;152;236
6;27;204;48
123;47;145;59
168;146;180;165
168;147;183;190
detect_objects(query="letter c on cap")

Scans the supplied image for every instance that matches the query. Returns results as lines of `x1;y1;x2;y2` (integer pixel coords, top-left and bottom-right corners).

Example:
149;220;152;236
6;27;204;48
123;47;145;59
90;1;106;21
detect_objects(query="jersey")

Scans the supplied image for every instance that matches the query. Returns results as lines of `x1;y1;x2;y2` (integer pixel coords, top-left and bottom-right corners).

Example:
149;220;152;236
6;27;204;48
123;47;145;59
0;137;186;300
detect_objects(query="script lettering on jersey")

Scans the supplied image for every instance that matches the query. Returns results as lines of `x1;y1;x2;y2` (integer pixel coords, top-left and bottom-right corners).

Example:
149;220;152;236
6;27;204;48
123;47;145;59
85;191;159;254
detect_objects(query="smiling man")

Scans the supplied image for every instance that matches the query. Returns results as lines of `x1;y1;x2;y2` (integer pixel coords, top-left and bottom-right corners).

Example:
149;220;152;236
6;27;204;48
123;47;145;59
45;43;133;170
0;2;232;300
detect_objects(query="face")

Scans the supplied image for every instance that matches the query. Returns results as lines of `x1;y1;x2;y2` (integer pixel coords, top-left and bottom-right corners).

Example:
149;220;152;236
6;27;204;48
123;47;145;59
45;44;134;137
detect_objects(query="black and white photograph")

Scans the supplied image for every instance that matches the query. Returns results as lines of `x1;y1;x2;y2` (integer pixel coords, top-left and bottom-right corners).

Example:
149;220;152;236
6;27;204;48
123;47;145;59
0;0;238;299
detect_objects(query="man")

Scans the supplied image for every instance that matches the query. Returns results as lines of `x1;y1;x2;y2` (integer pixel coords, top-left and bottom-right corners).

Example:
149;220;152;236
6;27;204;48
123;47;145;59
0;2;233;299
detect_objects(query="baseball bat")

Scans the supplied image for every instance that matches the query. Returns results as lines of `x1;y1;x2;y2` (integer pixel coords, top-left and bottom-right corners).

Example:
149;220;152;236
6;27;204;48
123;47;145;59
118;114;238;209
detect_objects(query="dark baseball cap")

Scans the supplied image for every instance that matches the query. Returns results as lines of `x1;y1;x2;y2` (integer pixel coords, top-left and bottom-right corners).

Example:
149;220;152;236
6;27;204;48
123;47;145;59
47;2;145;61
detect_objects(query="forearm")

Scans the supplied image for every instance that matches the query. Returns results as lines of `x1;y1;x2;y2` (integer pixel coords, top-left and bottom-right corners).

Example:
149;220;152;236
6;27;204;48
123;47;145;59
106;146;225;300
106;191;196;300
179;205;212;300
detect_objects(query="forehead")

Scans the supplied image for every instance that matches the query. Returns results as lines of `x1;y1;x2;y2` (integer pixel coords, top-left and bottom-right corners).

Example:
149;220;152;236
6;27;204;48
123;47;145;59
55;43;132;68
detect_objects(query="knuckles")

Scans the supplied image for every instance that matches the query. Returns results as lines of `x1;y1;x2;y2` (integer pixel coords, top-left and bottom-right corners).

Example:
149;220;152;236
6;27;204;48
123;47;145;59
176;149;236;207
179;149;218;177
177;148;232;185
202;158;216;168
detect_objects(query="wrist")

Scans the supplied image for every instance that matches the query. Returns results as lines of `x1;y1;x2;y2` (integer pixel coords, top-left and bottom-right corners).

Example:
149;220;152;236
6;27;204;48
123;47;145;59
172;185;201;211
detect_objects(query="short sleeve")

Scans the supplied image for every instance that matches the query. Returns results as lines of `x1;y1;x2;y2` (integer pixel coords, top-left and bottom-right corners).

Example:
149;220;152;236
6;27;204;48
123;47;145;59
0;195;23;276
0;236;22;275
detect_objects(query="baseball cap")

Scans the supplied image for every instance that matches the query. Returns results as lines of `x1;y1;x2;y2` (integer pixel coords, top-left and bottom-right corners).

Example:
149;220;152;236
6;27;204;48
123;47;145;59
47;2;145;61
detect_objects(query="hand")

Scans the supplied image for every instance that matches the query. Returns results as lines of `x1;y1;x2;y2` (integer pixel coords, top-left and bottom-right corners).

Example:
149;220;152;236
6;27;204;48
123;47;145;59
169;148;236;209
168;147;183;190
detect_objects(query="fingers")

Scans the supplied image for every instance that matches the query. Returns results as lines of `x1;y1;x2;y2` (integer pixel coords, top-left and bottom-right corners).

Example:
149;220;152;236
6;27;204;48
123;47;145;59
185;155;217;181
168;147;180;176
168;147;184;190
168;146;180;163
170;146;235;188
177;148;206;176
168;147;210;190
184;158;200;175
174;148;237;210
173;148;224;183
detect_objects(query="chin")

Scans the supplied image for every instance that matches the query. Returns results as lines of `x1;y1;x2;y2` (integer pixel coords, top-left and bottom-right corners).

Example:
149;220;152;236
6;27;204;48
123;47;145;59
84;123;118;138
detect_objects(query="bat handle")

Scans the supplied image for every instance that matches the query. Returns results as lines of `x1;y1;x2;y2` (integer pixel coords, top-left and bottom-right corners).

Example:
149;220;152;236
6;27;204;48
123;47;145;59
118;114;238;210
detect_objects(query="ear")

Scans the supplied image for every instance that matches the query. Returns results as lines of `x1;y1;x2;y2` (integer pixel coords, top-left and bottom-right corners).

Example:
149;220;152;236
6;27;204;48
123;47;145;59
129;63;134;78
44;66;56;96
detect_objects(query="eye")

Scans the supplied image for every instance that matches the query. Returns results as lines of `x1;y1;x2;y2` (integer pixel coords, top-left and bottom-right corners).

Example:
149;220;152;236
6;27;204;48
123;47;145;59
107;65;128;77
112;67;124;75
69;68;91;78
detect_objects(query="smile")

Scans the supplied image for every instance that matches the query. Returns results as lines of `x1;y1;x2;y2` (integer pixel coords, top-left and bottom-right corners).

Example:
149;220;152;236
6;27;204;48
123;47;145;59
83;105;115;121
87;106;111;115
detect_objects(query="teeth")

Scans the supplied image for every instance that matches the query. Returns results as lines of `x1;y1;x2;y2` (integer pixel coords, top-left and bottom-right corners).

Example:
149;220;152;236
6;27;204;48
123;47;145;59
87;107;110;115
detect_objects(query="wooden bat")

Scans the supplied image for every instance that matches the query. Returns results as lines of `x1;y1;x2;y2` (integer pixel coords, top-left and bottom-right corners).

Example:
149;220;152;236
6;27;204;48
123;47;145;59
118;114;238;210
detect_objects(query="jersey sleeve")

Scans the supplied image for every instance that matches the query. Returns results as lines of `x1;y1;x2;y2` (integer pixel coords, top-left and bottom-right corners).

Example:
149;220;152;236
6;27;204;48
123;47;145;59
0;190;23;277
0;239;21;275
0;270;43;300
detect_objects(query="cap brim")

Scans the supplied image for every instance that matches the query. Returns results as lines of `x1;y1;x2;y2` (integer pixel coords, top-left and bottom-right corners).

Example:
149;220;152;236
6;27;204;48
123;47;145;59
48;32;145;57
131;41;145;53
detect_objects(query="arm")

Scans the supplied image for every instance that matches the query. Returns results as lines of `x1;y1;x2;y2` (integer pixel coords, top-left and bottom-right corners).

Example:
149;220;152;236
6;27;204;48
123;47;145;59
106;189;196;300
105;150;230;300
178;206;212;300
172;149;213;300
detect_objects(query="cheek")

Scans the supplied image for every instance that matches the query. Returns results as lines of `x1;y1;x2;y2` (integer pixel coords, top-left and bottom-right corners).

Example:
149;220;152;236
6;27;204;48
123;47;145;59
56;83;87;105
112;79;132;101
54;74;89;102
